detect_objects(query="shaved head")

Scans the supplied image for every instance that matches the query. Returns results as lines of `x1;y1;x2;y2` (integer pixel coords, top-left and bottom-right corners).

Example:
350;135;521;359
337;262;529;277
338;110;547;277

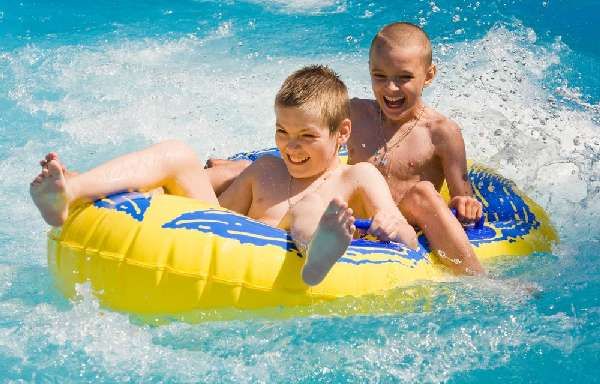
370;22;432;67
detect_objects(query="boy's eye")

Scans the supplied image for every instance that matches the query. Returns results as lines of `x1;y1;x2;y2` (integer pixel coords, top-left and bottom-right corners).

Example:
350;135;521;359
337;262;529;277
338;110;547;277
276;129;286;134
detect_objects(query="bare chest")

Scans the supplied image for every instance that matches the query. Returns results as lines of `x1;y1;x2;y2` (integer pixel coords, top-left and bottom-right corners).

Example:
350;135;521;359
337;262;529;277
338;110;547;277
248;172;352;229
350;126;436;174
247;182;290;227
348;126;444;200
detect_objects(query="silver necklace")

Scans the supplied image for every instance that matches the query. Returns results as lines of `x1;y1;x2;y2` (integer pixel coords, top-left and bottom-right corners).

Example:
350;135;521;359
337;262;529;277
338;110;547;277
287;165;339;210
373;105;425;176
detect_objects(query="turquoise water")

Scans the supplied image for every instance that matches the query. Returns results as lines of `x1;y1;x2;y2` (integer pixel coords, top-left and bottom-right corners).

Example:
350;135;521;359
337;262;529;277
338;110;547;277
1;0;599;382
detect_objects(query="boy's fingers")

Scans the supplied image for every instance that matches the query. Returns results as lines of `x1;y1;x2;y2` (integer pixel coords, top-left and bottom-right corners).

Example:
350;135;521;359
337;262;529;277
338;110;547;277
466;203;476;221
456;199;467;220
471;204;479;220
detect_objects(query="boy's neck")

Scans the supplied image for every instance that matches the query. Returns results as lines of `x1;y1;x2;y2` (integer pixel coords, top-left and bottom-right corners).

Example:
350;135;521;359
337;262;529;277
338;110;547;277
290;161;339;185
382;100;426;131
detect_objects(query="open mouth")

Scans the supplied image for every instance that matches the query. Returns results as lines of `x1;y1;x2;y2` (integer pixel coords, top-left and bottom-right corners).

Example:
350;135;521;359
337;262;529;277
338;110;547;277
286;153;310;165
383;95;406;109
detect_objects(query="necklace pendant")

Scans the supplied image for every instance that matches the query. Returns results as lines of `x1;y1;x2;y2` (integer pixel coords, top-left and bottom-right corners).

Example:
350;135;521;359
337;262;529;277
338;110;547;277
375;155;388;168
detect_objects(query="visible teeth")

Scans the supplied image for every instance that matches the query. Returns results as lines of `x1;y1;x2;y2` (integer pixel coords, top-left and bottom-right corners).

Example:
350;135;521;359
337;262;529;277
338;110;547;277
384;96;404;102
289;154;309;163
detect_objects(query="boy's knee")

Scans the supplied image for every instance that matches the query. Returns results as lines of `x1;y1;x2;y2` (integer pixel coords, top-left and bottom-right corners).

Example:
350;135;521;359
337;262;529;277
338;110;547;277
156;140;200;167
404;181;443;209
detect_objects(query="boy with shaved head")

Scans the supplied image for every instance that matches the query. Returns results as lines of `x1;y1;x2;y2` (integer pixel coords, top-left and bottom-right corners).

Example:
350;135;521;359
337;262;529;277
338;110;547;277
208;22;485;275
348;22;484;275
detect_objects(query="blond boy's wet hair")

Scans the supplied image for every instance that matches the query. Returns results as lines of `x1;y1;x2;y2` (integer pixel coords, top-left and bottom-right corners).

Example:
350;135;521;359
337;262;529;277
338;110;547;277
275;65;349;133
370;22;432;67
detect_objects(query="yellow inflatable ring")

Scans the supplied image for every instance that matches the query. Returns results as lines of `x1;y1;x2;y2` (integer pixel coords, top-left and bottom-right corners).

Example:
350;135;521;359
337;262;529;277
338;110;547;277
48;149;557;317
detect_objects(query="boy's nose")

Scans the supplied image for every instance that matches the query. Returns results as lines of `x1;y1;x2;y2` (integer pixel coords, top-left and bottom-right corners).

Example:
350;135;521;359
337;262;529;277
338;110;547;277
286;139;301;150
386;79;400;91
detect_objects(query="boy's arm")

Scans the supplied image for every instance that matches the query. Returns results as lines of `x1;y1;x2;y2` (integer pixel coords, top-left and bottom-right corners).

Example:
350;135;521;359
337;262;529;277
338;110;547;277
217;161;256;216
350;163;418;249
435;120;482;222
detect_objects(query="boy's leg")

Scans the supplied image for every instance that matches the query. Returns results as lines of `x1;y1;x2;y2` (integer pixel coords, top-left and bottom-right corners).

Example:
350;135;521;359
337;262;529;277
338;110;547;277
399;181;484;275
289;194;356;286
30;140;217;226
205;159;251;196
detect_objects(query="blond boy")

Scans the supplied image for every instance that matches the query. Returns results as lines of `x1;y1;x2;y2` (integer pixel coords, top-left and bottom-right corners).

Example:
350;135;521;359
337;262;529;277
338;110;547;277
31;65;417;286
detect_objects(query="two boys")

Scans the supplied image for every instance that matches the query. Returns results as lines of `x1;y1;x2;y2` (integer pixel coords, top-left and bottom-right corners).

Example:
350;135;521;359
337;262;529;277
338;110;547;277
32;21;486;286
209;22;485;275
31;65;418;286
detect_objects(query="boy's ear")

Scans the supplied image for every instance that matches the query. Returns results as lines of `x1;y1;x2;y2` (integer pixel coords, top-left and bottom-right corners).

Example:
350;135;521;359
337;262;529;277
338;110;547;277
423;63;437;87
336;118;352;144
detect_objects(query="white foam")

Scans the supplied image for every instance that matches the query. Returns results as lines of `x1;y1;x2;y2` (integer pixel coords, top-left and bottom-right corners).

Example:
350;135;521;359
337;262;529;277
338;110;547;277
242;0;347;14
4;35;282;157
425;25;600;234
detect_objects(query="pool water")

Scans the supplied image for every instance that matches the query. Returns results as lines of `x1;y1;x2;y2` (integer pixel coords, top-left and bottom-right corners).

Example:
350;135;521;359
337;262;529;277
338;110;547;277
1;1;599;382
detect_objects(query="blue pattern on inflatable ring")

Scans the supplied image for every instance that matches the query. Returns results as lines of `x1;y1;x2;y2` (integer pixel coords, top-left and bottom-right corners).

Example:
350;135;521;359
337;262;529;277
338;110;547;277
94;192;151;222
470;169;540;244
162;209;300;252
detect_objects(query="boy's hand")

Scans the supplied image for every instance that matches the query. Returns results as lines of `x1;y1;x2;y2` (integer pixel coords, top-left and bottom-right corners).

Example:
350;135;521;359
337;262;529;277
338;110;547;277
368;211;418;249
449;196;482;223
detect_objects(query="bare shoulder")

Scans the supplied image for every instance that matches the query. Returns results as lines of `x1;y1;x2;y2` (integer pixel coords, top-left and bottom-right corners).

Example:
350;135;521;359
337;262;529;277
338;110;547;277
343;161;380;179
425;108;463;145
350;98;377;119
244;155;286;180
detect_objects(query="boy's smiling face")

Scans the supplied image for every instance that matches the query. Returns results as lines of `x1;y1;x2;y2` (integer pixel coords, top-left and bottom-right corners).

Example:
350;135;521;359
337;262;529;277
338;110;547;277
275;106;349;179
369;42;435;122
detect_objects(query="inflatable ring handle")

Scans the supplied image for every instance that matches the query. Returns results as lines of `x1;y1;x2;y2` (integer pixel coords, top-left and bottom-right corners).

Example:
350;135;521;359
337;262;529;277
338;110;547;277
354;209;484;232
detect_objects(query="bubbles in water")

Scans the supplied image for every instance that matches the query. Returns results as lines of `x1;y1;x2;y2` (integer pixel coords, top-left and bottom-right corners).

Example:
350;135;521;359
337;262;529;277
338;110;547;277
428;24;600;237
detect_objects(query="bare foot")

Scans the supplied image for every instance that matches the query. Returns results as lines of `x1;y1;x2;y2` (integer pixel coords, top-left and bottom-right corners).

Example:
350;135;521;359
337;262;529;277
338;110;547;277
301;198;355;286
40;152;77;178
30;159;72;226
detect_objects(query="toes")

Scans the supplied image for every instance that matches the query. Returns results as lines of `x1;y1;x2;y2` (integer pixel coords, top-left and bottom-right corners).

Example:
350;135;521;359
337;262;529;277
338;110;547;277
340;207;353;222
40;153;59;168
46;160;63;178
324;198;344;215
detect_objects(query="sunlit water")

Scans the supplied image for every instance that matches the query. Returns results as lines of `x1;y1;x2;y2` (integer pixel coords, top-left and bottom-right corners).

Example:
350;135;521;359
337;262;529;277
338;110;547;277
1;1;598;382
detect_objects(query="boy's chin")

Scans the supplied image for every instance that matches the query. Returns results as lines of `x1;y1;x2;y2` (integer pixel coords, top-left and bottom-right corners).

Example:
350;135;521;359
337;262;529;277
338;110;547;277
286;166;323;180
381;103;417;121
287;169;315;179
